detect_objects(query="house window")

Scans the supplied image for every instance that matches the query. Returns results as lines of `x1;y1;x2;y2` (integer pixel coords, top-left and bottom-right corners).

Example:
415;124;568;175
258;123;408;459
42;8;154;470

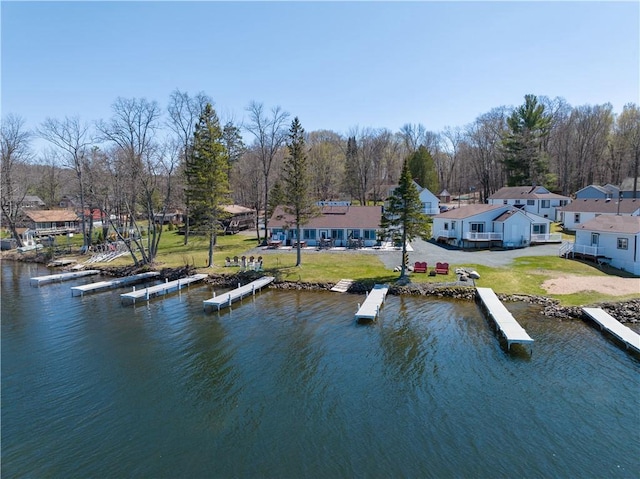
303;229;316;240
363;230;377;240
451;221;456;230
503;200;508;205
617;238;628;250
591;233;599;246
541;200;550;208
470;223;485;233
331;229;344;240
347;229;361;239
533;224;546;234
515;199;522;205
444;223;449;230
527;200;535;206
574;213;580;224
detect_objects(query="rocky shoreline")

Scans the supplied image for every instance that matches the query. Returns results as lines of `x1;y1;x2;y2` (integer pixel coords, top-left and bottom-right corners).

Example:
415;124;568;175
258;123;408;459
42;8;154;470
6;254;639;324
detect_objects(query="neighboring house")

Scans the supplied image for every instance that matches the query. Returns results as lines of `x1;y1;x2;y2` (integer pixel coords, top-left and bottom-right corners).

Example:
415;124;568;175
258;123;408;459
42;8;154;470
21;209;81;236
268;203;382;247
386;181;440;215
557;198;640;230
575;184;620;200
571;216;640;276
488;185;571;220
619;177;640;199
438;189;452;204
432;204;555;249
221;205;256;233
22;195;46;209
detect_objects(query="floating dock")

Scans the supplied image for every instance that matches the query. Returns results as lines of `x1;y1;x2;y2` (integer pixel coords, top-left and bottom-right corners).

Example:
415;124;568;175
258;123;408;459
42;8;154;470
120;274;208;305
30;270;101;286
203;276;275;312
582;307;640;354
354;284;389;322
475;287;534;351
71;272;160;297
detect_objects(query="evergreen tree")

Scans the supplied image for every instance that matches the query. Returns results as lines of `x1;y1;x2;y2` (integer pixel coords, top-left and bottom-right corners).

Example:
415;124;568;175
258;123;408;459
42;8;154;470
381;158;429;279
282;117;316;266
502;94;552;186
268;178;285;220
408;145;439;192
185;103;230;267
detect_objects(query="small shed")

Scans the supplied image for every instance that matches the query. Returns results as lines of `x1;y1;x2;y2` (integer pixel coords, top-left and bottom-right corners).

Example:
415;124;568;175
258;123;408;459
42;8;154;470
438;189;452;203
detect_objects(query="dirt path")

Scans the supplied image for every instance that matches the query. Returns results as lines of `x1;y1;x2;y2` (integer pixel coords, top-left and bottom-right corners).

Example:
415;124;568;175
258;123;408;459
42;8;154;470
541;275;640;296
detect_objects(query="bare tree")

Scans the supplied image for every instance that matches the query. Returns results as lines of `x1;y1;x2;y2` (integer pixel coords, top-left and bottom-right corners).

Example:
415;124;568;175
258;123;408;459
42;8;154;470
38;116;93;250
244;101;289;242
231;145;265;242
97;97;163;266
307;130;345;201
1;114;33;246
613;103;640;197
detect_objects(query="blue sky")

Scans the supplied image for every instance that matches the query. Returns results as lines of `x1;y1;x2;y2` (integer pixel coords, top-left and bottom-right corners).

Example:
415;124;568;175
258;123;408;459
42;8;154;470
2;1;639;151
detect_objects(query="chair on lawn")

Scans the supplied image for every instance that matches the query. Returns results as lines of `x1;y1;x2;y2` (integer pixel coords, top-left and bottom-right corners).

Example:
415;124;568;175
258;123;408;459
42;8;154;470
435;262;449;275
414;261;428;273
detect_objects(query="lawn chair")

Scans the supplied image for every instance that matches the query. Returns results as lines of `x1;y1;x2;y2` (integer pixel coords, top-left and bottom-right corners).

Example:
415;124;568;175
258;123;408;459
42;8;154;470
414;261;427;273
225;256;231;267
435;262;449;275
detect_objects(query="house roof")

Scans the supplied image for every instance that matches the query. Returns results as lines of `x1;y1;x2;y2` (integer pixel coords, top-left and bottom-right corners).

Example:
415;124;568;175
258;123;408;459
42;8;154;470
269;205;382;229
493;209;532;223
488;186;570;201
223;204;255;215
557;198;640;214
577;215;640;235
439;189;451;197
576;184;620;196
435;203;505;220
24;209;80;222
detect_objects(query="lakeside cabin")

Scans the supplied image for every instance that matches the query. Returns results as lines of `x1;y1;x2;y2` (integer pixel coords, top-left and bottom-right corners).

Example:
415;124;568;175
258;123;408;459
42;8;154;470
268;203;382;248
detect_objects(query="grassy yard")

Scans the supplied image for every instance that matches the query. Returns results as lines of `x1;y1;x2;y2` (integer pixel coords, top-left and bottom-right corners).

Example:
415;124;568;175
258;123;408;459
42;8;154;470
86;229;639;306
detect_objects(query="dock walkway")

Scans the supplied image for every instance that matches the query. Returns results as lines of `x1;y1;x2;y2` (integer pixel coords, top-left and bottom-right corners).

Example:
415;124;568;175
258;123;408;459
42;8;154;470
120;274;208;305
331;279;354;293
582;307;640;354
30;270;101;286
71;272;160;297
203;276;275;312
354;284;389;322
476;287;534;351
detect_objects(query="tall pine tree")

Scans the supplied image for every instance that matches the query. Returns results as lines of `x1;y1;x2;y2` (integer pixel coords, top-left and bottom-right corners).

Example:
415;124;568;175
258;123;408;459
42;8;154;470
185;103;230;267
502;94;551;186
381;158;429;279
282;117;316;267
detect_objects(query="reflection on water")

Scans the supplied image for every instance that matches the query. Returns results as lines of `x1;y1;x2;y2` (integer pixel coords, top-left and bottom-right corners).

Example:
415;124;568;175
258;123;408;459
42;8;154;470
2;262;639;478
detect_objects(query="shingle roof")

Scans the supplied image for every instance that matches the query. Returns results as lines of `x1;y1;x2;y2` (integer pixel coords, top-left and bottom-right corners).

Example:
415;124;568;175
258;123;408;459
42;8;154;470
269;205;382;229
488;186;570;200
435;204;505;219
24;209;80;222
577;215;640;234
493;209;531;223
557;198;640;214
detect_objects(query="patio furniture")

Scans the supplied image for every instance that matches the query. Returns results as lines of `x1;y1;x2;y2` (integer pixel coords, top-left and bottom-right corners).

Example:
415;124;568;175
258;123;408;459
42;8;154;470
414;261;428;273
435;262;449;274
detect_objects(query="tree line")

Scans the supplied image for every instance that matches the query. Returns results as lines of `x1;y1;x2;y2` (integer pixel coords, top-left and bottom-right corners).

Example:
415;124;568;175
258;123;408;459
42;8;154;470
2;91;639;265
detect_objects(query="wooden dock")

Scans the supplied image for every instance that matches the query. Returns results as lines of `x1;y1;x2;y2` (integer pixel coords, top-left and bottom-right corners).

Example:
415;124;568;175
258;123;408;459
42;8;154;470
203;276;275;312
354;284;389;322
71;272;160;297
120;274;208;305
582;307;640;354
476;287;534;351
30;270;101;286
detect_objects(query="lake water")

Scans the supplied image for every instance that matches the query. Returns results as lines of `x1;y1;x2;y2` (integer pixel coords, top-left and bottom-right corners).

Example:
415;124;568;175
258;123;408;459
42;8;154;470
2;261;639;478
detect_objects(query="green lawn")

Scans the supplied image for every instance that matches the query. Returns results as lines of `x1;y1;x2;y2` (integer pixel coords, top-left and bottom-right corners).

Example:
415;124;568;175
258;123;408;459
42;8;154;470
91;230;639;306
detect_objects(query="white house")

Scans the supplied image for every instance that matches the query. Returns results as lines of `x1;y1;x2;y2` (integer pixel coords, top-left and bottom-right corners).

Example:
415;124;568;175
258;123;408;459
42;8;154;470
575;184;620;200
488;186;571;220
557;198;640;230
268;203;382;248
386;181;440;215
432;204;555;249
572;216;640;276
